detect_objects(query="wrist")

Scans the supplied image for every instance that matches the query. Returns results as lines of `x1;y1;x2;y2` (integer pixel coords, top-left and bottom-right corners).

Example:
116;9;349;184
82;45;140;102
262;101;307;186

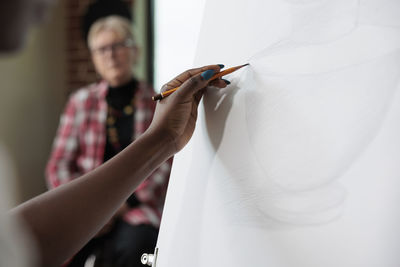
141;128;176;160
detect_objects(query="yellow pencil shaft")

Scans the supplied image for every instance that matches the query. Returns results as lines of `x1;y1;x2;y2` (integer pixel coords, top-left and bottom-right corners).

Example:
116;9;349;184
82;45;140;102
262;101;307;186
162;67;238;96
152;64;247;101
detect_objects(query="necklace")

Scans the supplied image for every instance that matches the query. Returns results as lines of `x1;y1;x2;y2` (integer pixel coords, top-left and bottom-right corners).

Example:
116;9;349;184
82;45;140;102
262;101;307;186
106;94;136;151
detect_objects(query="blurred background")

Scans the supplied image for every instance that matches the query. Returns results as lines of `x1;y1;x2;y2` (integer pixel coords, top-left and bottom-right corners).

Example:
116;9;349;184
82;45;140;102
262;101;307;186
0;0;205;205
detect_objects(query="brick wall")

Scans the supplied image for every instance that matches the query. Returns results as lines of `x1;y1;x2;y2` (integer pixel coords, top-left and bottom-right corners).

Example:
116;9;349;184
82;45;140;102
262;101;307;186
65;0;134;94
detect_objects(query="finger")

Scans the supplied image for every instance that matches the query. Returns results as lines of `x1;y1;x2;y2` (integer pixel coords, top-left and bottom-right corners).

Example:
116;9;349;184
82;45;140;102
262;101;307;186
174;68;218;100
161;64;224;93
194;88;206;105
209;78;229;88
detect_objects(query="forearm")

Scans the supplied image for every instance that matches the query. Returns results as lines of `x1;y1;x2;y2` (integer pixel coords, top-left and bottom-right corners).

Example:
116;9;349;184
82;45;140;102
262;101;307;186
46;166;81;189
134;159;172;204
9;129;174;267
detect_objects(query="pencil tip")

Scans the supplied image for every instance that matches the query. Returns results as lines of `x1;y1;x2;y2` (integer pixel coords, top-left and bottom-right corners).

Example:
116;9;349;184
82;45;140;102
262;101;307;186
238;63;250;69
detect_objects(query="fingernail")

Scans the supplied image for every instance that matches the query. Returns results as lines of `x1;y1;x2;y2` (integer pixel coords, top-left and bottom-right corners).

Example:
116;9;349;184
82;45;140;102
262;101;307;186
201;69;215;81
222;79;231;85
218;64;225;69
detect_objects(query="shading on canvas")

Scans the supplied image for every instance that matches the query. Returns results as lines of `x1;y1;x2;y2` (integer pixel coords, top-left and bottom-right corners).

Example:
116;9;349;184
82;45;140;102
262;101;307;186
156;0;400;266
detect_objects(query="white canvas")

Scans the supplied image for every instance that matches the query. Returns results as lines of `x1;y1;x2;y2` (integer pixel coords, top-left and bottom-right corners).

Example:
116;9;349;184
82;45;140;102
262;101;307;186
156;0;400;266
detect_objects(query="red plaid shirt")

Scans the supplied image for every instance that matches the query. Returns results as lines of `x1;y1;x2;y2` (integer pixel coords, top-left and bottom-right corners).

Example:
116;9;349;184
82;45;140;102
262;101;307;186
45;80;171;227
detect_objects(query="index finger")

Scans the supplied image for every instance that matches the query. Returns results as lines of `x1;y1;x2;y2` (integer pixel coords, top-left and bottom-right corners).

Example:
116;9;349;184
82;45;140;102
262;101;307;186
162;64;224;93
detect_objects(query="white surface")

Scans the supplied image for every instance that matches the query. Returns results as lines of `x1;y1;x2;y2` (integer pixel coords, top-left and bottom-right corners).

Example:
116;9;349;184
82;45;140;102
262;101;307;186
156;0;400;266
154;0;206;91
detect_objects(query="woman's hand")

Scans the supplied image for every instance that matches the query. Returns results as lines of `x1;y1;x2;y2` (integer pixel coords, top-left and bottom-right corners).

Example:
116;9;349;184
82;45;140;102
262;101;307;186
149;64;228;153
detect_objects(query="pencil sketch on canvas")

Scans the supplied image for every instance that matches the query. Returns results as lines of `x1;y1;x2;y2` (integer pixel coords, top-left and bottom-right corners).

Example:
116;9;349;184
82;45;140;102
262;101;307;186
155;0;400;266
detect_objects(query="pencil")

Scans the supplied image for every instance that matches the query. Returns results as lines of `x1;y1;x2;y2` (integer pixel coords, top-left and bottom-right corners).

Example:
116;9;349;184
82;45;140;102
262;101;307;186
152;63;249;101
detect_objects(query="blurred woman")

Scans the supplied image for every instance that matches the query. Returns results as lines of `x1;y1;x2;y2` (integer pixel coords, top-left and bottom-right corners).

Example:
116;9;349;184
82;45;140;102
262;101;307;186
45;15;171;267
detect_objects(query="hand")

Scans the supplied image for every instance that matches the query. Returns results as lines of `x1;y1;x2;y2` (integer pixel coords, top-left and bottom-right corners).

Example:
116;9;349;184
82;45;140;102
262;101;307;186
149;64;228;153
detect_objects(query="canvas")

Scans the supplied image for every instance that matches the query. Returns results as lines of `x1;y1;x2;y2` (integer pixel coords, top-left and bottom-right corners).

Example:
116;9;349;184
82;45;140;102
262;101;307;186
155;0;400;266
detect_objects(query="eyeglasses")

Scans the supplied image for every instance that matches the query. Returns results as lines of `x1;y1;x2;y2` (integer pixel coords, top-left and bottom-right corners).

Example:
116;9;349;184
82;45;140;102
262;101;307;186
91;40;134;56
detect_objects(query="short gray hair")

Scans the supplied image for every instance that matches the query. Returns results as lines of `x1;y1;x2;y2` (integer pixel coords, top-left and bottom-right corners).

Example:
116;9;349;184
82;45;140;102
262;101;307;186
87;15;135;49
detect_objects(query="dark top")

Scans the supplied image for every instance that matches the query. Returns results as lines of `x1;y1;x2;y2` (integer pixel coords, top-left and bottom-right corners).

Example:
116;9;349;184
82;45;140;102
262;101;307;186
104;78;140;207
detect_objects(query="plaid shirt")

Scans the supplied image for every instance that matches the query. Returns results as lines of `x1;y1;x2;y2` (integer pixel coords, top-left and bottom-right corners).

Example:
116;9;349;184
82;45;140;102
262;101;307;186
45;80;171;227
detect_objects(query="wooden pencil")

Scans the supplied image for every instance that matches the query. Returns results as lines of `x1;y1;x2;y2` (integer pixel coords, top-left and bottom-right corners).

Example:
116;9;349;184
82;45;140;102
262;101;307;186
152;63;249;101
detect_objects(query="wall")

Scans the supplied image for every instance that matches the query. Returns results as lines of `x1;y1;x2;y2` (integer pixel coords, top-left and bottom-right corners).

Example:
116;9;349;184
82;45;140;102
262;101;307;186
0;2;66;204
153;0;206;91
0;0;151;204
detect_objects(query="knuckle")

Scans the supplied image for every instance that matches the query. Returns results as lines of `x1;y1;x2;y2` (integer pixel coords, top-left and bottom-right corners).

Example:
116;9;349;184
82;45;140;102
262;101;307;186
186;76;200;88
160;84;169;92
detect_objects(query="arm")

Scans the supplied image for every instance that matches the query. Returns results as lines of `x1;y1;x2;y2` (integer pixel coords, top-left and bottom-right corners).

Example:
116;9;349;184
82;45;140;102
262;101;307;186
123;159;172;226
134;159;172;207
9;65;226;267
132;86;172;212
122;86;173;225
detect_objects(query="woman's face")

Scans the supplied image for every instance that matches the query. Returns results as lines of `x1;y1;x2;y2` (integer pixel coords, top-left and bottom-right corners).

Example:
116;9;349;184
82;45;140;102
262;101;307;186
90;29;138;86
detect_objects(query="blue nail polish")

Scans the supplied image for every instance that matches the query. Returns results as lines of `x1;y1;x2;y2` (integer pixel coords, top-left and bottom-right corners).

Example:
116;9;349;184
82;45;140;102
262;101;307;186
201;69;215;80
218;64;225;69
